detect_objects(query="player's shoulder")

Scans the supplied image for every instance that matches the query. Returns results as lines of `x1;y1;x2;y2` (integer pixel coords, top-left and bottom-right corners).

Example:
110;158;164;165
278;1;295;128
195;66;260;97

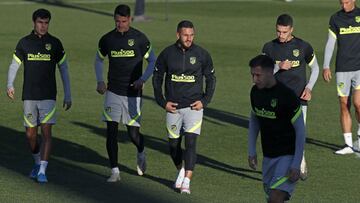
191;43;211;57
277;82;298;98
293;37;312;48
47;33;63;44
100;29;116;40
129;27;149;40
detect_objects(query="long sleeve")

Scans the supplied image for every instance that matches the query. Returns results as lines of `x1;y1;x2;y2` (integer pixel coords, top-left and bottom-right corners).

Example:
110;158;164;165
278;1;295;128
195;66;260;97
140;50;156;82
58;60;72;102
152;53;167;108
248;111;260;157
323;32;336;69
306;56;319;90
7;59;21;89
94;52;104;82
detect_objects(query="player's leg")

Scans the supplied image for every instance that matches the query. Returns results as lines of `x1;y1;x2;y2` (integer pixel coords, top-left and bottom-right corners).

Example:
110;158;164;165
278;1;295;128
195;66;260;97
103;91;122;182
352;70;360;151
300;105;307;180
166;109;184;189
181;107;203;194
335;72;354;154
268;189;288;203
124;96;146;175
24;100;41;179
37;100;56;183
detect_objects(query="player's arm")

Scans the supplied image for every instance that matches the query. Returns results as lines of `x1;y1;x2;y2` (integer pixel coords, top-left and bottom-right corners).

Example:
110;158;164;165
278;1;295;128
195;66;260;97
7;57;21;100
301;46;319;101
248;111;259;170
94;49;107;95
289;108;306;182
133;44;156;90
323;30;337;82
152;51;167;109
199;51;216;108
58;58;72;111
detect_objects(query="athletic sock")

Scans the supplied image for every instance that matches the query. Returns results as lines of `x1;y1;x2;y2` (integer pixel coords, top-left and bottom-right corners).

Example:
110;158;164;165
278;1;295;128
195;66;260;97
343;133;353;147
183;177;190;186
32;152;40;165
38;161;48;175
111;167;120;174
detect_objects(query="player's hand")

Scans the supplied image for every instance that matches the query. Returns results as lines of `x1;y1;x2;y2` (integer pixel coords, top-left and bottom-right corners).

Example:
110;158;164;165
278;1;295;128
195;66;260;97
190;100;203;111
288;168;300;182
63;100;72;111
96;81;106;95
300;87;312;101
165;102;178;113
7;87;15;100
248;155;257;170
131;79;144;90
279;60;292;70
323;68;332;82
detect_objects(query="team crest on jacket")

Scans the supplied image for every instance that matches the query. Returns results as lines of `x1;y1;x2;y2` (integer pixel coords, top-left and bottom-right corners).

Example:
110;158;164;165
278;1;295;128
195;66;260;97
292;49;299;57
45;43;52;51
356;16;360;23
190;57;196;65
128;39;134;46
270;98;277;108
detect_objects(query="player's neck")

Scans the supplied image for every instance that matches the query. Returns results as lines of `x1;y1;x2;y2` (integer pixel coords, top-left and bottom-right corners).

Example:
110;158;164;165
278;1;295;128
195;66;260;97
266;78;277;89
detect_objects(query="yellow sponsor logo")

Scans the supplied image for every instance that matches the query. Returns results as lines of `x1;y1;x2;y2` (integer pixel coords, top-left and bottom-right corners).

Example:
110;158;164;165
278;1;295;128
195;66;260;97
171;74;195;82
111;49;135;57
275;60;300;68
339;26;360;35
27;53;51;61
254;107;276;119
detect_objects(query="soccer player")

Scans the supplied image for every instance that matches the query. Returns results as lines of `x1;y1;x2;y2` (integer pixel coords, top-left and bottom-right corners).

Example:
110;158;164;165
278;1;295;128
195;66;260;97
6;8;72;183
248;54;306;203
94;4;156;182
323;0;360;154
152;20;216;194
262;14;319;180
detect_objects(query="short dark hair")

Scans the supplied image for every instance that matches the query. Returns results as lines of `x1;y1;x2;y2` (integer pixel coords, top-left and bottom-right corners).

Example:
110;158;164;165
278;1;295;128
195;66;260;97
114;4;131;17
249;54;275;71
177;20;194;32
276;14;293;27
32;9;51;22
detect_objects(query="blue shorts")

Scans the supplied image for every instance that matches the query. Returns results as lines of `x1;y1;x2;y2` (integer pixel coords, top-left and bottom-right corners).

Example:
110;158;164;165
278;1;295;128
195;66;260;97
262;155;297;200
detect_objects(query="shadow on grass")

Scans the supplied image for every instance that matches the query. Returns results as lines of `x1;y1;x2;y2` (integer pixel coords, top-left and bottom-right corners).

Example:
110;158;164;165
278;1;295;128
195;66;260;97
306;137;343;151
72;121;262;182
25;0;113;17
0;125;172;203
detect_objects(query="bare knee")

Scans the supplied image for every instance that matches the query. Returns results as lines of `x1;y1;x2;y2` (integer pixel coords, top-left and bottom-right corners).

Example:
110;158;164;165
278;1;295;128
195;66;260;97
268;189;287;203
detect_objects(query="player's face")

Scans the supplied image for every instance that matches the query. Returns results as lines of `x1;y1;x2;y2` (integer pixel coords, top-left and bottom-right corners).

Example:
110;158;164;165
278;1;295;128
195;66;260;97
340;0;356;12
251;66;273;89
276;25;293;43
177;28;195;49
33;18;49;37
114;15;131;32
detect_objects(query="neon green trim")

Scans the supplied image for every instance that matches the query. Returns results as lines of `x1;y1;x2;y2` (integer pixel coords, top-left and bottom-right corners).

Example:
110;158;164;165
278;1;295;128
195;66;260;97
270;177;288;189
337;85;346;97
98;49;105;60
13;54;22;64
308;54;316;66
167;126;180;139
41;107;56;123
128;112;141;126
143;45;152;59
24;115;35;127
291;106;302;124
58;53;67;65
355;85;360;90
103;110;112;121
329;29;337;39
187;120;202;133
